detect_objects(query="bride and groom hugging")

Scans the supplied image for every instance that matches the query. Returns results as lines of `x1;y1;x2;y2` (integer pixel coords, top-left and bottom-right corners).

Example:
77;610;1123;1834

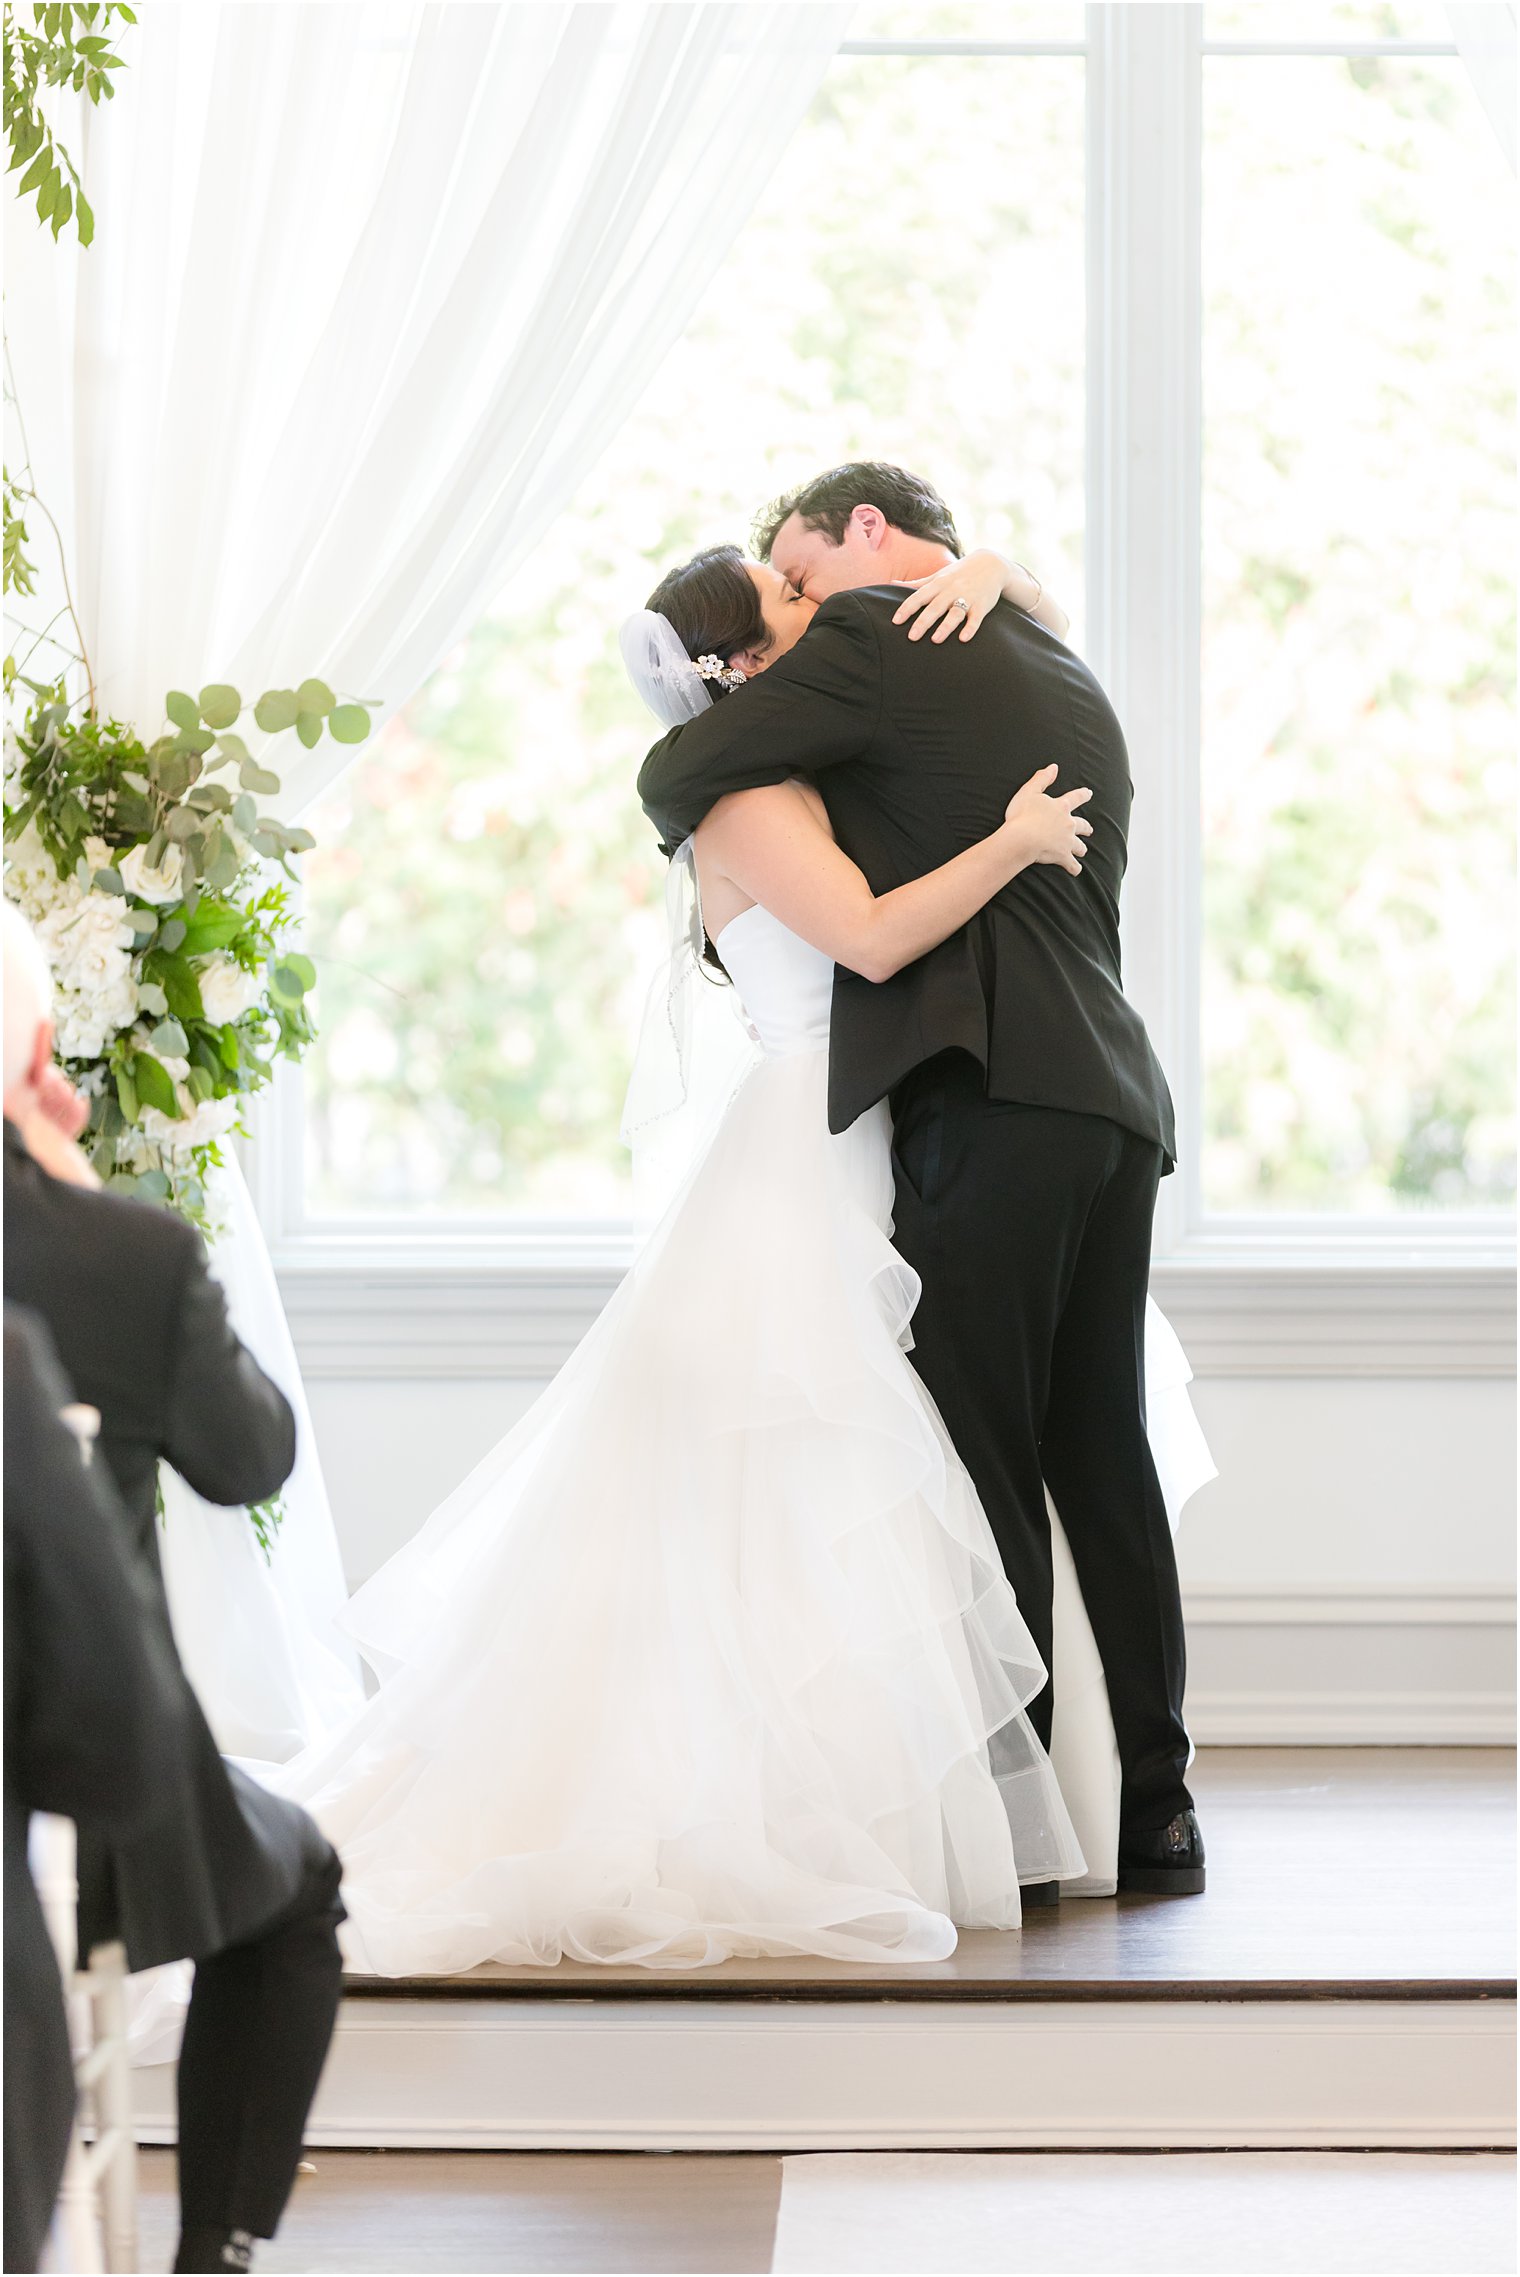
269;459;1211;1977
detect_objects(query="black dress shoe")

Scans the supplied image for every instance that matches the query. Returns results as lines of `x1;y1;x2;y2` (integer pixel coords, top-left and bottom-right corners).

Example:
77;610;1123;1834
1020;1879;1060;1910
174;2228;255;2273
1116;1809;1205;1895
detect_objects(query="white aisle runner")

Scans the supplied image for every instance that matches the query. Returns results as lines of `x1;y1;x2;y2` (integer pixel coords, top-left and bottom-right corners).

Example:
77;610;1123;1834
769;2151;1517;2275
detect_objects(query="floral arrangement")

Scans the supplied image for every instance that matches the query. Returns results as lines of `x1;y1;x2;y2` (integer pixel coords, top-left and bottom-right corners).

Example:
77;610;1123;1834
3;674;371;1232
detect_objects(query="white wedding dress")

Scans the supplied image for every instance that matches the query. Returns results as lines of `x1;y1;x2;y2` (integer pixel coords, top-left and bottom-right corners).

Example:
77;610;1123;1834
273;900;1213;1972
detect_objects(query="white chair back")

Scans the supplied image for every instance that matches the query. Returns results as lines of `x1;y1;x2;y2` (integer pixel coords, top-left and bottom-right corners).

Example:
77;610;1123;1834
30;1815;139;2276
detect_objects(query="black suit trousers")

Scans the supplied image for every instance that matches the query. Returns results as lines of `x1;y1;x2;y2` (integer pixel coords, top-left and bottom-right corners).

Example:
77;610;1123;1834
889;1053;1192;1834
175;1838;345;2247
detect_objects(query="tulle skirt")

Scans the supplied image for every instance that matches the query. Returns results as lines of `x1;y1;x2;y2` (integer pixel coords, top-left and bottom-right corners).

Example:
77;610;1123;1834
273;1049;1088;1972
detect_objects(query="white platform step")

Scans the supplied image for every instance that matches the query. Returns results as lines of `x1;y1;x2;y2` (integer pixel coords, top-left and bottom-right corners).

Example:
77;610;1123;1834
133;1989;1515;2153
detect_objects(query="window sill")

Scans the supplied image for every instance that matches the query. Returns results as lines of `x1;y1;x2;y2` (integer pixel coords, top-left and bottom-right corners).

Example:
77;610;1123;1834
268;1228;1515;1381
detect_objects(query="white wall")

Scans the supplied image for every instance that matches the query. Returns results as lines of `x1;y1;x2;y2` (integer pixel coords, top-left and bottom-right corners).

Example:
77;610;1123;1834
303;1363;1516;1747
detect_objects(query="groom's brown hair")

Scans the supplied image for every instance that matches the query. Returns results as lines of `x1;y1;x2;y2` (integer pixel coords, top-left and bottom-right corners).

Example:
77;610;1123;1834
754;462;962;562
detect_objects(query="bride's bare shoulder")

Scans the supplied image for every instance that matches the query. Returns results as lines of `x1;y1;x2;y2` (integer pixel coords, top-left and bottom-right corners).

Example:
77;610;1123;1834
700;778;832;848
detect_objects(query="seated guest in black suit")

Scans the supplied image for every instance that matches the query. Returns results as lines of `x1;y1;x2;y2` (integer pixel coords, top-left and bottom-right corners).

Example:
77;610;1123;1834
5;1304;188;2275
2;905;346;2277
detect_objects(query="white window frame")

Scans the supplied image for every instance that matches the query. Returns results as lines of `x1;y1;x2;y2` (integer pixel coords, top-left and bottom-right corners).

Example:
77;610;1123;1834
251;4;1516;1382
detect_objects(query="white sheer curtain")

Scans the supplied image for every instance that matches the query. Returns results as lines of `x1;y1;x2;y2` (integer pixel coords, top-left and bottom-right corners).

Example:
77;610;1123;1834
10;1;852;805
5;1;851;1762
1447;3;1517;170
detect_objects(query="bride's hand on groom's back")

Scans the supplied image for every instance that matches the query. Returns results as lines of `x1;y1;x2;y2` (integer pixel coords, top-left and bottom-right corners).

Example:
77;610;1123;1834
891;549;1026;644
1002;765;1094;878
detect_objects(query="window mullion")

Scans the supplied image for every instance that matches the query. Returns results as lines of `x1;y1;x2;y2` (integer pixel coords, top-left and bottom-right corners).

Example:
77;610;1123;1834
1087;1;1202;1258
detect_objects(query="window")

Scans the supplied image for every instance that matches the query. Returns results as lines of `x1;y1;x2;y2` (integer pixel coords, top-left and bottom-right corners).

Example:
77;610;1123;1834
297;5;1087;1221
278;2;1514;1261
1201;2;1515;1214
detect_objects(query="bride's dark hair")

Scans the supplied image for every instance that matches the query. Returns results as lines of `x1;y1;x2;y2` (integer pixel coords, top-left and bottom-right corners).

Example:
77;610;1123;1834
645;544;765;698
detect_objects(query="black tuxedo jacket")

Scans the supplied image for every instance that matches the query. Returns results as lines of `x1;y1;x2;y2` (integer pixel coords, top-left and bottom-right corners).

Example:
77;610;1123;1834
3;1125;329;1970
4;1306;187;2273
638;588;1175;1161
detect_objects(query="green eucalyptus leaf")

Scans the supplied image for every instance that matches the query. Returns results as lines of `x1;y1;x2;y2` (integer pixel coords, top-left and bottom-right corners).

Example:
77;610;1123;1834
215;733;251;769
165;689;199;732
145;830;167;867
295;677;334;717
113;797;156;840
132;1052;180;1118
249;828;283;859
284;827;316;854
295;712;323;750
197;684;241;730
155;755;192;801
136;1169;171;1203
165;807;201;843
232;793;257;833
156;918;186;954
106;1170;141;1197
170;728;214;759
92;866;125;894
187;783;233;813
238;759;281;796
207;838;241;893
149;1018;188;1057
252;688;300;735
282;952;317;991
328;703;370;744
136;980;168;1017
269;961;308;1002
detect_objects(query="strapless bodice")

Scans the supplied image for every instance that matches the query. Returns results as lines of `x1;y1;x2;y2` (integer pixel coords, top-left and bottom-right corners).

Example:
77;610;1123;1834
714;904;833;1056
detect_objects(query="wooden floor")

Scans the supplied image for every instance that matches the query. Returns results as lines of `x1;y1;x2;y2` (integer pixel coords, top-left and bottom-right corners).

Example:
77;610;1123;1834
133;2149;1517;2274
349;1749;1516;2002
127;1752;1516;2262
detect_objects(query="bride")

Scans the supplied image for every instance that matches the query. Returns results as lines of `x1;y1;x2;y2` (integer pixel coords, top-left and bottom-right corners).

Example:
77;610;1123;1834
273;544;1211;1974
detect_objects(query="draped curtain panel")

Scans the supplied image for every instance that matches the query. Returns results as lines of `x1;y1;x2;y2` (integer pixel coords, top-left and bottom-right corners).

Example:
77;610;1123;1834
4;0;851;1763
7;0;852;810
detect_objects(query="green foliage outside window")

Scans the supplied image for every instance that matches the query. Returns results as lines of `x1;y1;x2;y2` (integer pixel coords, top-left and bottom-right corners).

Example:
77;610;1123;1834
304;37;1514;1219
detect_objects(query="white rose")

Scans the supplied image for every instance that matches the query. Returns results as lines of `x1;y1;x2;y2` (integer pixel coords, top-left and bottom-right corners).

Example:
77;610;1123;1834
5;825;71;920
53;971;139;1061
119;840;185;906
143;1094;238;1155
40;895;135;988
36;893;140;1059
197;955;264;1026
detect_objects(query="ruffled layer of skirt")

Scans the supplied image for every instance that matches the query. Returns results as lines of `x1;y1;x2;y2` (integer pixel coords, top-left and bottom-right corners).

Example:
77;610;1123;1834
274;1052;1087;1972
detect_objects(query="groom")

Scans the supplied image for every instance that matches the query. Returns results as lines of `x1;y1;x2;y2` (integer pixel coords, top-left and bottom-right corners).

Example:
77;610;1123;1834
638;462;1202;1894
